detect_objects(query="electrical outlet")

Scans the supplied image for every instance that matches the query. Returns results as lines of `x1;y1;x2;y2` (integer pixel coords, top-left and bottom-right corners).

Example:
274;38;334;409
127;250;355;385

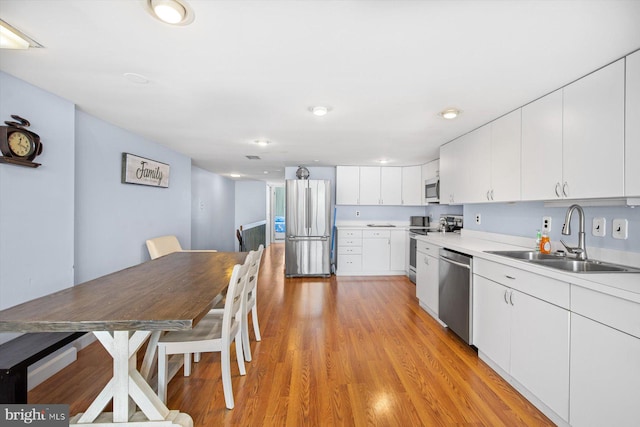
542;216;552;233
612;218;628;240
592;217;606;237
475;214;481;225
355;210;360;217
199;200;205;211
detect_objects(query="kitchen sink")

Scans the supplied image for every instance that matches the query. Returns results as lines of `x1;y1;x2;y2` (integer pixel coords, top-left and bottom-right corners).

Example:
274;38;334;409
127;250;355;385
485;250;640;273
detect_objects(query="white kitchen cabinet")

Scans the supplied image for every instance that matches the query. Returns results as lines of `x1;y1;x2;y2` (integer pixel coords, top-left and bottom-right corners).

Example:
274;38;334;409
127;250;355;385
473;261;570;423
415;241;440;318
563;58;624;199
626;50;640;197
439;125;491;204
522;59;625;200
336;229;362;273
421;159;439;182
380;167;402;205
489;110;521;202
359;167;381;205
362;229;390;272
521;89;564;200
401;166;422;205
389;230;406;271
570;313;640;427
336;166;360;205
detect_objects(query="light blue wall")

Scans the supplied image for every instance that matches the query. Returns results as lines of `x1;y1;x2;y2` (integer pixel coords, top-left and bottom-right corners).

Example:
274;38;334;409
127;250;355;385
463;201;640;253
0;72;75;344
74;111;192;283
192;166;235;251
235;180;267;232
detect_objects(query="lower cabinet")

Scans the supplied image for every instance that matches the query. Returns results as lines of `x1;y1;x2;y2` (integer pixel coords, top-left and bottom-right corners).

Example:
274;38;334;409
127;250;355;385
362;230;390;272
474;273;570;423
415;241;440;318
336;228;406;276
569;292;640;427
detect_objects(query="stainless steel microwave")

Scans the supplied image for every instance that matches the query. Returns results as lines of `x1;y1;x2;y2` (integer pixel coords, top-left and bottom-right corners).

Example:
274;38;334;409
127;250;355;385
424;177;440;203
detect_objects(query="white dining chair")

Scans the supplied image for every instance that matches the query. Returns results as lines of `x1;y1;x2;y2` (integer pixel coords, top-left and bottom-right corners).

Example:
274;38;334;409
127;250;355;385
156;251;254;409
146;235;217;260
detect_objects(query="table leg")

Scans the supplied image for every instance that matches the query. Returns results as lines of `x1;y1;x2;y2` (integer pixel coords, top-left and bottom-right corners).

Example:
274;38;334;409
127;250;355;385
70;331;193;426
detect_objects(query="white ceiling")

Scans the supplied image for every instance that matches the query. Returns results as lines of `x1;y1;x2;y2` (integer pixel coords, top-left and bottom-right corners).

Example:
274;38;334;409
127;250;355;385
1;0;639;183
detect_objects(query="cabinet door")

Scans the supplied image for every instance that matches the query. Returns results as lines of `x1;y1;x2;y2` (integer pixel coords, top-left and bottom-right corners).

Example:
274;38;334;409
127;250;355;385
626;50;640;197
336;166;360;205
389;230;405;271
461;126;491;203
401;166;422;205
570;313;640;426
563;59;624;198
359;166;381;205
362;237;390;271
423;253;439;315
380;167;402;205
439;140;458;204
521;89;563;200
416;250;429;302
473;275;511;372
490;110;521;202
510;291;569;421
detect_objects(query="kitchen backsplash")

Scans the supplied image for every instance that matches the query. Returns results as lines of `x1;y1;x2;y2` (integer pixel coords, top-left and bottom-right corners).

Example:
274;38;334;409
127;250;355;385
463;201;640;253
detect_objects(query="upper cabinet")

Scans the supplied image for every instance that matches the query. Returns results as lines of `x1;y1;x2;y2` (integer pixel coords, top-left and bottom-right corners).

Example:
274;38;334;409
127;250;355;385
401;165;422;205
336;165;421;206
336;166;360;205
563;58;625;199
489;110;522;202
522;59;625;200
626;50;640;197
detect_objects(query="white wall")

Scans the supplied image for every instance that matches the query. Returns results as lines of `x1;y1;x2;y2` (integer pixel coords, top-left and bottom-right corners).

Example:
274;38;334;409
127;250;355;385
0;72;75;344
235;180;267;232
192;166;236;251
74;111;192;283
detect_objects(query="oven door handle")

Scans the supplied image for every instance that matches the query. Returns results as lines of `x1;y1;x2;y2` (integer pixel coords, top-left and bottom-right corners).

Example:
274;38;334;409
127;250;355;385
439;255;471;270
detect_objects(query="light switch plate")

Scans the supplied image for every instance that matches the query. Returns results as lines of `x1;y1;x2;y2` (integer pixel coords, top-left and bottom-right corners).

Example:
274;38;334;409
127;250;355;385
612;219;628;240
592;217;605;237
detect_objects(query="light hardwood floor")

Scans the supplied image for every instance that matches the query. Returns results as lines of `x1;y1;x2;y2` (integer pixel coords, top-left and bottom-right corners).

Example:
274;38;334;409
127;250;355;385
29;243;553;426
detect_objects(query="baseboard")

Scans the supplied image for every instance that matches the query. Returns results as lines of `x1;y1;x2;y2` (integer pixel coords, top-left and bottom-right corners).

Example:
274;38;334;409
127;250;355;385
28;346;77;390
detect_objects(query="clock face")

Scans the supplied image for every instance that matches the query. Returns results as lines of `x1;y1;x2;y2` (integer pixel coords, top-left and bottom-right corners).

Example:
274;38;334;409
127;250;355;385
8;131;35;158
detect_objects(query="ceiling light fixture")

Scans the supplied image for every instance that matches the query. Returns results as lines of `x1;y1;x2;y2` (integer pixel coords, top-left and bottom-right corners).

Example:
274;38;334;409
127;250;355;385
439;108;461;119
309;106;330;116
0;19;42;49
123;72;150;84
146;0;195;25
254;140;270;146
229;173;241;178
379;159;389;164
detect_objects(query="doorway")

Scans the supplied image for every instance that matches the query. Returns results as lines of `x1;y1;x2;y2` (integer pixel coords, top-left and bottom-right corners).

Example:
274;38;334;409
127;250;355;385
270;185;285;242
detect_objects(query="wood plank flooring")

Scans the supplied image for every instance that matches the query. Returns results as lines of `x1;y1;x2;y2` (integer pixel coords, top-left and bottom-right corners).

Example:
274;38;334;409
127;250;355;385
29;243;554;426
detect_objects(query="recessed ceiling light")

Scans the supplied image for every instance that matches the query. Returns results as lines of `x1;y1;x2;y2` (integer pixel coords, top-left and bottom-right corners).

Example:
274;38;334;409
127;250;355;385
439;108;461;119
146;0;195;25
263;171;269;174
0;19;42;49
309;106;330;116
230;173;241;178
254;140;270;146
379;159;389;164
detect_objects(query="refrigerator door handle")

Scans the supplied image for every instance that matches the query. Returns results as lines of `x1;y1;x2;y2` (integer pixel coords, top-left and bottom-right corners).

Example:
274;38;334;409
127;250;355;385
305;186;311;232
287;236;329;241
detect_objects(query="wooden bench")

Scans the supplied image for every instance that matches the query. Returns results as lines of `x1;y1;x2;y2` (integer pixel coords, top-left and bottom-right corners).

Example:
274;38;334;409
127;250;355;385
0;332;85;403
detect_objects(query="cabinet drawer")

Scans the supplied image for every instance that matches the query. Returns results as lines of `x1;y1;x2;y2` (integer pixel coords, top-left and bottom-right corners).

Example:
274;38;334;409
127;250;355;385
474;259;570;309
340;229;362;238
571;285;640;339
338;246;362;255
338;238;362;247
338;254;362;272
362;229;390;238
416;240;440;254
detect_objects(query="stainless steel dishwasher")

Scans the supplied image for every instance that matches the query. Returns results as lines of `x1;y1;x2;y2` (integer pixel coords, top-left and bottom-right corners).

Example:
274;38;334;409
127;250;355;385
438;248;473;345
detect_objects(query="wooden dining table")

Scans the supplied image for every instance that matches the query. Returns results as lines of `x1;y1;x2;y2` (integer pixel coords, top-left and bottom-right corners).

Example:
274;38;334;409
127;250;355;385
0;251;247;427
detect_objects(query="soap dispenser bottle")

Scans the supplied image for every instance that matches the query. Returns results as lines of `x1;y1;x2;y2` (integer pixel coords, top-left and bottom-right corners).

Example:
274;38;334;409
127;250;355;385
540;232;551;254
535;230;541;253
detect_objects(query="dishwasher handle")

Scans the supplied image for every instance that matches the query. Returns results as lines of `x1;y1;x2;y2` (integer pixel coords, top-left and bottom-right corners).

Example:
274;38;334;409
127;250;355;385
439;255;471;270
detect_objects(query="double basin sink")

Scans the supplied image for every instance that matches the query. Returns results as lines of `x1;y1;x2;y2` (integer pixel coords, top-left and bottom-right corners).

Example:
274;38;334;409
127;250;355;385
486;250;640;273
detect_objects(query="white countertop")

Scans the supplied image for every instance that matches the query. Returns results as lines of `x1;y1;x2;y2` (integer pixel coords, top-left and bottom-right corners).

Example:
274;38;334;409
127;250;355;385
417;232;640;304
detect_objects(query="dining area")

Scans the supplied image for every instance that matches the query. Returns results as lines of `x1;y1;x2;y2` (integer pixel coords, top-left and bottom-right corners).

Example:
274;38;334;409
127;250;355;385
0;236;265;426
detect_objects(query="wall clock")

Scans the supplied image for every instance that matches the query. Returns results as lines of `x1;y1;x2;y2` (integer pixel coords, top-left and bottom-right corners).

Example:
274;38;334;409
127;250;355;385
0;115;43;168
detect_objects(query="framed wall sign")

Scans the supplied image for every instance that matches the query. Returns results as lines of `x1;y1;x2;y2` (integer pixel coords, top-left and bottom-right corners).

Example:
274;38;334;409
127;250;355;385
121;153;170;188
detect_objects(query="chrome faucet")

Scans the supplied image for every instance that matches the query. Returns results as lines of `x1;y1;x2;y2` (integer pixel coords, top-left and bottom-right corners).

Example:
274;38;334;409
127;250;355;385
561;204;588;261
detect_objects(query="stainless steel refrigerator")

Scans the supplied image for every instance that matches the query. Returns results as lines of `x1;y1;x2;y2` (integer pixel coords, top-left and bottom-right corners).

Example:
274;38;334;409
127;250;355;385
285;179;331;277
